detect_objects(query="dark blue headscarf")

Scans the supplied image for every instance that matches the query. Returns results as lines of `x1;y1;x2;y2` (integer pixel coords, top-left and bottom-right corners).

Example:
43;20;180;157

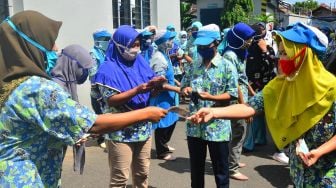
224;23;255;60
92;25;155;110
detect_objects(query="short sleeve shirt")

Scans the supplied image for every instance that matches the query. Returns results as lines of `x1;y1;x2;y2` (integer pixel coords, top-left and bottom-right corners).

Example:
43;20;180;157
0;76;96;187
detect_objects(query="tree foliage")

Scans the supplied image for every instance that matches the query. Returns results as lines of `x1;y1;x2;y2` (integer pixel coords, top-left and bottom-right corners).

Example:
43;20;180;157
180;1;196;30
221;0;254;28
253;14;276;24
292;0;318;15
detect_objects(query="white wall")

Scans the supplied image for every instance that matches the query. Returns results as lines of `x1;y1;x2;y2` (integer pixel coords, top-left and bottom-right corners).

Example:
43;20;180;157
152;0;180;30
19;0;114;50
9;0;181;108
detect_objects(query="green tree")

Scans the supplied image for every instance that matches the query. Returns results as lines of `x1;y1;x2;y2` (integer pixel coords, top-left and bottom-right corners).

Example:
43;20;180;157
221;0;254;28
180;1;196;29
292;0;318;15
253;14;276;24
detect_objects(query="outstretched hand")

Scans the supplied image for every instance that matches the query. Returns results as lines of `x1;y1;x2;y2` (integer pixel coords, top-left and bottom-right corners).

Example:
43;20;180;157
145;106;168;122
187;107;214;124
147;76;167;88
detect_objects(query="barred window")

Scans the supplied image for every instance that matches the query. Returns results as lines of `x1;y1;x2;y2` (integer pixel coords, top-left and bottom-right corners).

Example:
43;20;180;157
113;0;150;29
0;0;9;21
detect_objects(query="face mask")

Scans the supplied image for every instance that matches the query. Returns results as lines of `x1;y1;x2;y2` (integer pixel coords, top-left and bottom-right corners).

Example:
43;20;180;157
96;41;109;51
52;50;89;84
192;31;198;39
114;40;139;61
5;18;58;75
198;46;215;60
279;47;306;76
181;38;187;43
145;39;152;47
76;69;89;84
45;51;58;75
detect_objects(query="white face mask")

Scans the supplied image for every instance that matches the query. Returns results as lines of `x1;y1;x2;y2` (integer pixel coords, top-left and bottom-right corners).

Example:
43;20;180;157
114;40;140;61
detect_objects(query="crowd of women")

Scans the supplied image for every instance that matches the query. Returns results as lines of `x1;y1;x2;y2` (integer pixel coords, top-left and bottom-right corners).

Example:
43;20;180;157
0;10;335;188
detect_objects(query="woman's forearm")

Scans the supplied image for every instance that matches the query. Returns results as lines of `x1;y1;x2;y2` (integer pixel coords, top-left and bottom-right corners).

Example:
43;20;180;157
107;87;138;107
163;84;181;93
315;135;336;157
89;109;148;134
212;104;256;119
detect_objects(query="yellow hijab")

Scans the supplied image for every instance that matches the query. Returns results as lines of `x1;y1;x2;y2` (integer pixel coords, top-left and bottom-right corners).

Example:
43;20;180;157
263;36;336;149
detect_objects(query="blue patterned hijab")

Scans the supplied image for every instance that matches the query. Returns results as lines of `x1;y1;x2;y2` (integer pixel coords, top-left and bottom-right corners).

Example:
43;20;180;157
92;25;155;110
224;23;255;60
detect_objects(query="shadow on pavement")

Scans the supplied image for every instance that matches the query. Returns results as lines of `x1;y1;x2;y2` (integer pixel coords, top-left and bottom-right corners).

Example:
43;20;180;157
254;165;293;188
156;157;214;176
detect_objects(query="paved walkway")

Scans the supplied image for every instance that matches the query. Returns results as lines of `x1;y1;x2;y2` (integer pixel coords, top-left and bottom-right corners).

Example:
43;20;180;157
62;109;294;188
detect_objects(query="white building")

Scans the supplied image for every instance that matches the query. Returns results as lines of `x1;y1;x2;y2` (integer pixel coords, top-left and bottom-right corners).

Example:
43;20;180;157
2;0;180;49
1;0;180;106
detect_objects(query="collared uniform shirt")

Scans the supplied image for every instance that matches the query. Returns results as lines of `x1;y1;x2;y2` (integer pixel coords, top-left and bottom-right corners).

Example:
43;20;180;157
97;86;152;142
223;50;249;102
181;53;238;141
0;76;96;187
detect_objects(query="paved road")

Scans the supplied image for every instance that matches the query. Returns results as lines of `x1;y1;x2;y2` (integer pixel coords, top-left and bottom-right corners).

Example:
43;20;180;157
62;110;294;188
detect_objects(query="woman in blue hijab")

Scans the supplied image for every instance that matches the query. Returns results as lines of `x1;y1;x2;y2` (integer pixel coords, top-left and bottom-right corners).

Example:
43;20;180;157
92;25;165;187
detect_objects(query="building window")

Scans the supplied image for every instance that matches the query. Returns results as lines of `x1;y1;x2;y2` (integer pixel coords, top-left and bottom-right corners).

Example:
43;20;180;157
113;0;150;29
0;0;9;21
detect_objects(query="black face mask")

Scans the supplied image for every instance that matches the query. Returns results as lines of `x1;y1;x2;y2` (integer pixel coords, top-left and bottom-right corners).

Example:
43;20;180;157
198;46;215;60
76;69;89;84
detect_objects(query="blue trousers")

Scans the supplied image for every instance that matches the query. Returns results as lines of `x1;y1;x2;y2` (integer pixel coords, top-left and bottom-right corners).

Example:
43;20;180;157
187;137;229;188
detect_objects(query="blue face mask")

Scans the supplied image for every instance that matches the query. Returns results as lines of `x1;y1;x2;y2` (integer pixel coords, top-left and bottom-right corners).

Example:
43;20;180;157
198;46;215;60
95;41;109;52
5;18;58;75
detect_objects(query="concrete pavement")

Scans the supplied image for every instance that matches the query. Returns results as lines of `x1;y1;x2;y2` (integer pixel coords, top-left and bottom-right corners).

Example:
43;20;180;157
62;113;294;188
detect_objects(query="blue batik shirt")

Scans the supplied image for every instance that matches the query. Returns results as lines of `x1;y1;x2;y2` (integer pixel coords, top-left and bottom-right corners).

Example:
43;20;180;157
0;76;97;187
223;50;249;102
181;53;238;141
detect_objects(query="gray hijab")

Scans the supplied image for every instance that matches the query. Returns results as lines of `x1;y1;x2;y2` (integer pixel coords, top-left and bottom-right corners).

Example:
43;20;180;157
51;44;93;175
51;44;93;101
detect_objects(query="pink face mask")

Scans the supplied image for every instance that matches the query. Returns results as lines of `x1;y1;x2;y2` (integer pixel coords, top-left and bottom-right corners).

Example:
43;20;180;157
279;47;306;76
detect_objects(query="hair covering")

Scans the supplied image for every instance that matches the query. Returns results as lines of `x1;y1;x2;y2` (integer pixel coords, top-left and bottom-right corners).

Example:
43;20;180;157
194;24;221;45
0;10;61;106
166;24;175;31
92;25;155;110
218;28;230;55
262;23;336;149
51;44;93;101
279;22;328;59
191;21;202;30
224;22;255;60
251;22;266;39
154;30;176;46
93;28;111;40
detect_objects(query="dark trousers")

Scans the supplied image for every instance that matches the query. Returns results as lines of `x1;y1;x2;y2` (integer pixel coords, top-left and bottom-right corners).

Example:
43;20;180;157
187;137;229;188
155;122;176;157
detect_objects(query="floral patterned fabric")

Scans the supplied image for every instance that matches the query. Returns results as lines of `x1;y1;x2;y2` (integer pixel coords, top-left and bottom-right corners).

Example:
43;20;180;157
181;53;238;141
248;92;336;187
223;50;249;102
0;76;97;187
97;86;152;142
